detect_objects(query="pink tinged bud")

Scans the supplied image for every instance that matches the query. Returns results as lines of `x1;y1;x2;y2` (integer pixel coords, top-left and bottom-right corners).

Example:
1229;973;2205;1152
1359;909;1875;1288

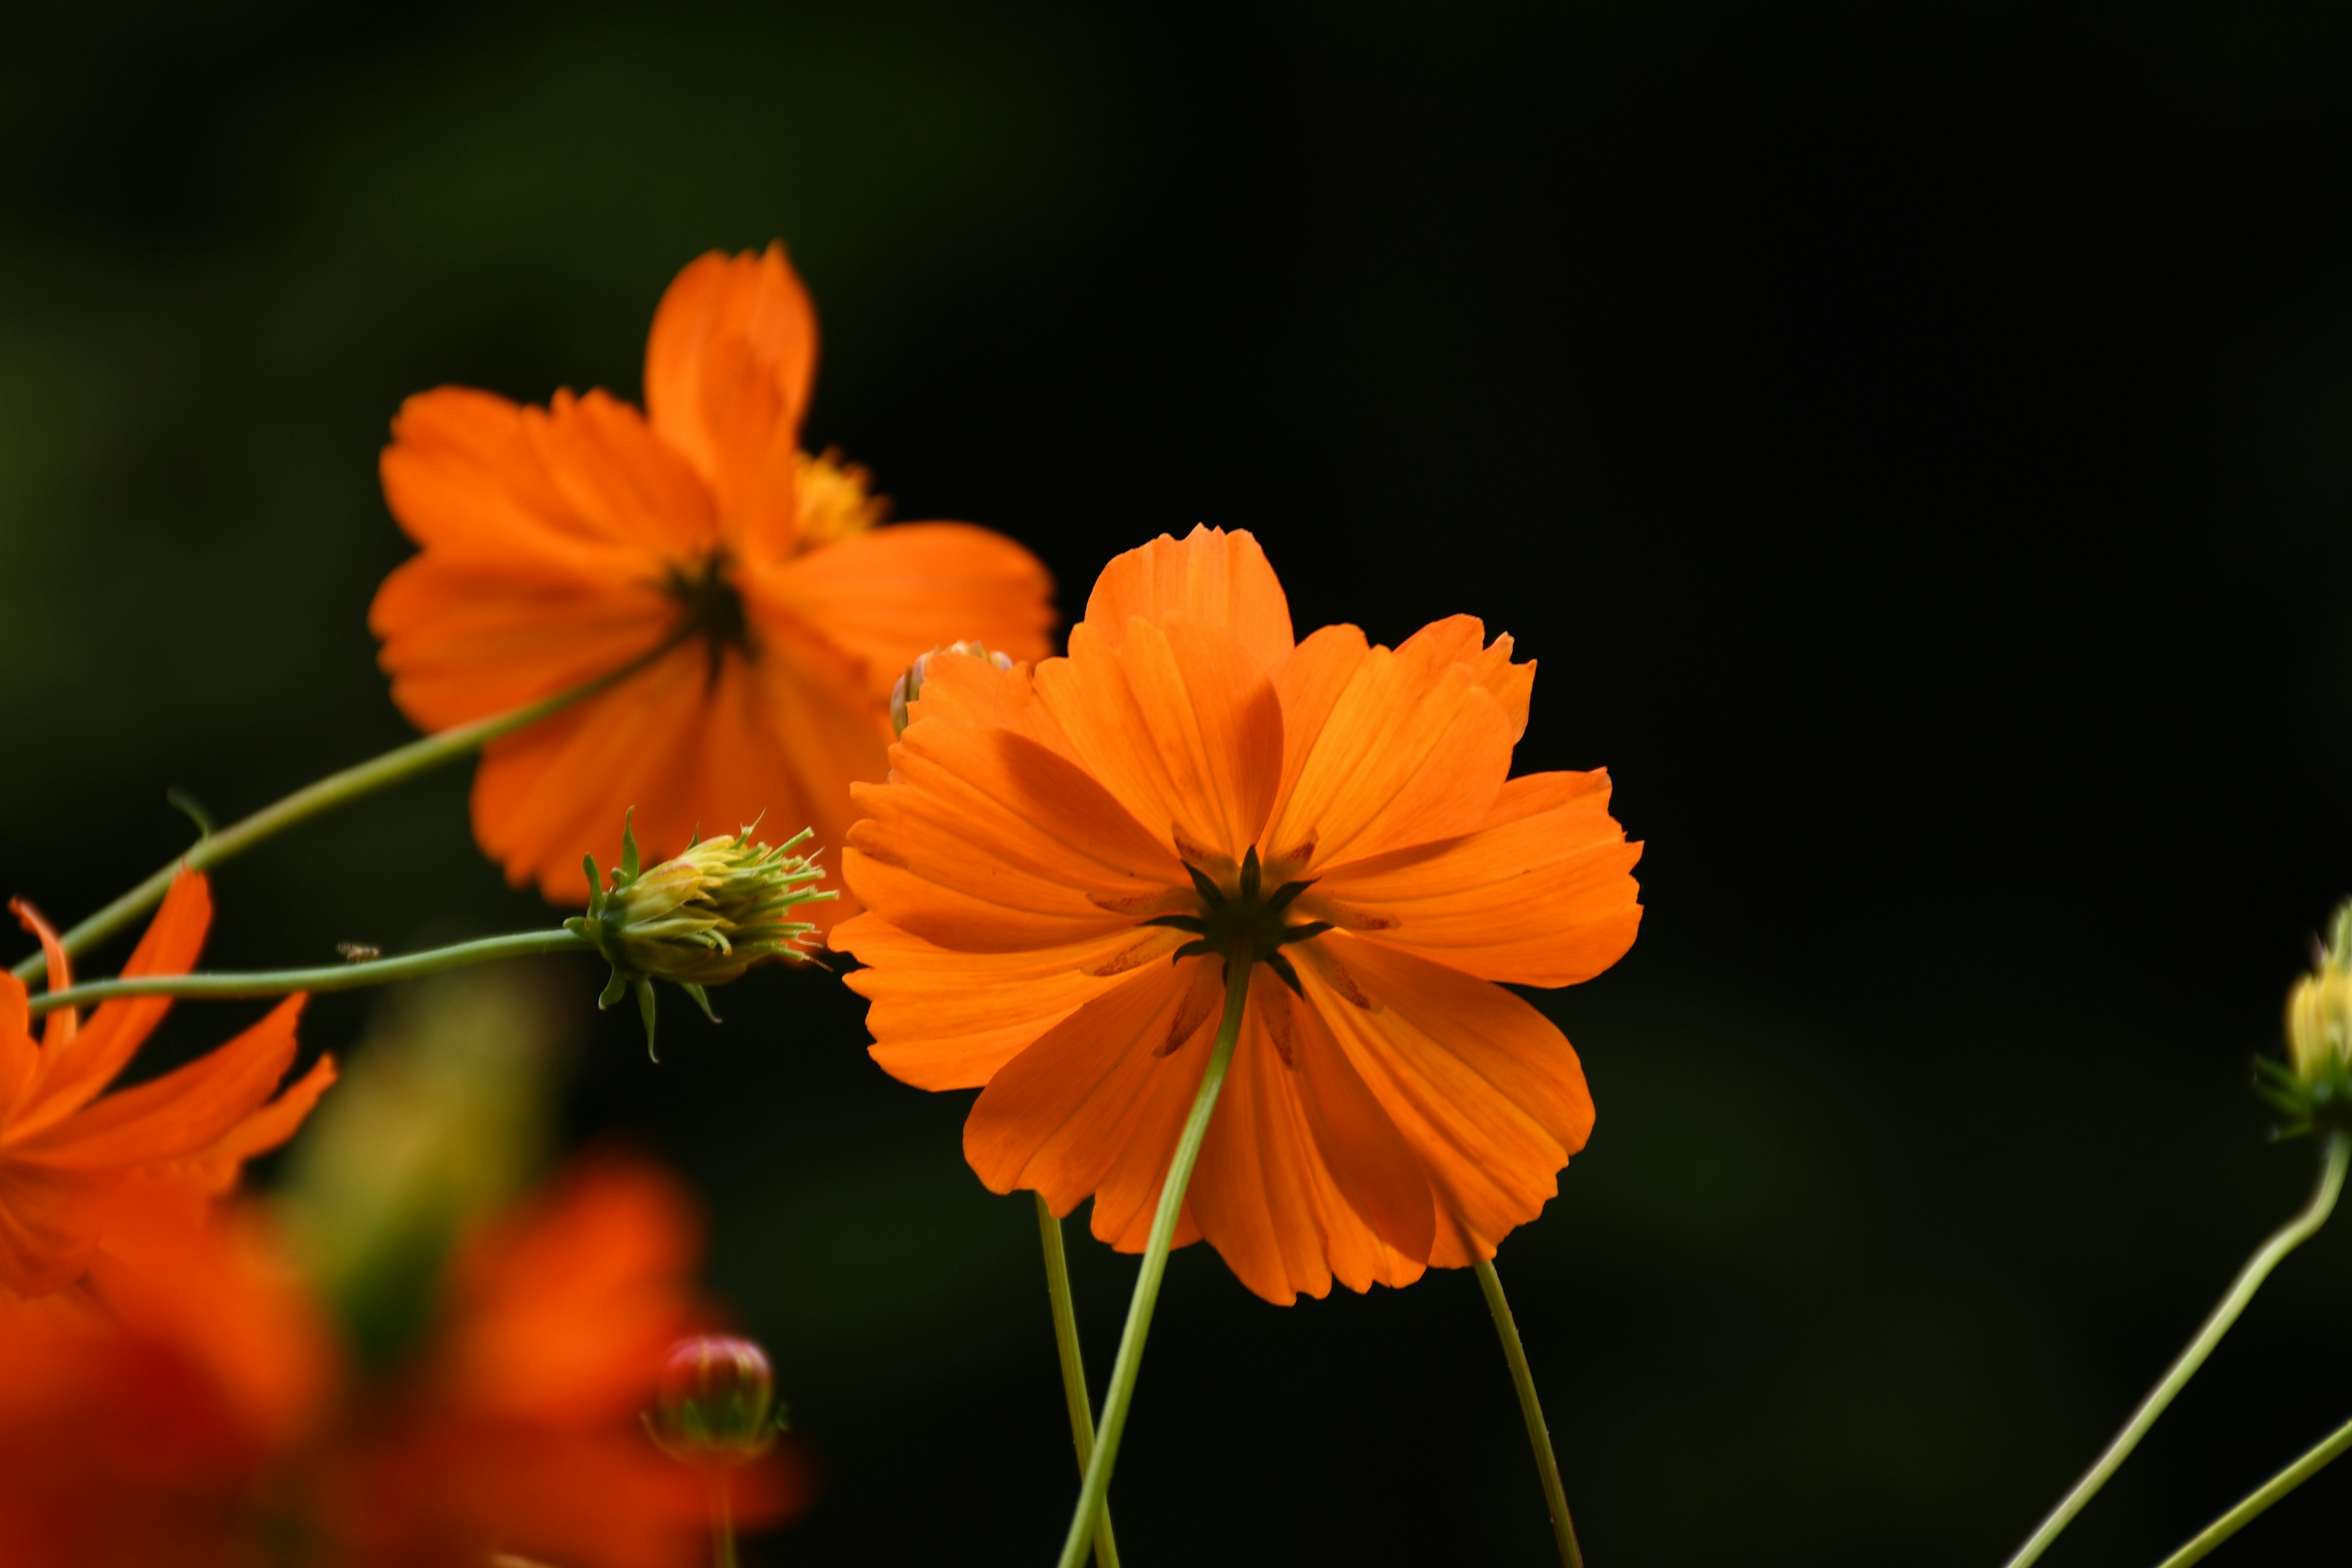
647;1334;783;1468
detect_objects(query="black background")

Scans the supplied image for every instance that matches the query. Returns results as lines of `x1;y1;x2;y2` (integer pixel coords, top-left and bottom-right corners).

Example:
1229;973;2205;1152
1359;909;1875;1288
7;2;2352;1562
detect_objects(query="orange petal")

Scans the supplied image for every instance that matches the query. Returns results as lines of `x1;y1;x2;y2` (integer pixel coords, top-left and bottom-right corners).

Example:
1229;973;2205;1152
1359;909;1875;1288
0;1161;117;1297
758;521;1055;694
895;644;1077;760
1316;769;1643;987
6;899;74;1050
642;245;815;559
0;975;34;1114
1035;615;1284;866
1297;936;1593;1267
15;997;307;1174
1263;644;1514;874
168;1053;339;1198
1080;525;1294;671
1395;615;1534;743
21;869;212;1130
840;916;1178;1090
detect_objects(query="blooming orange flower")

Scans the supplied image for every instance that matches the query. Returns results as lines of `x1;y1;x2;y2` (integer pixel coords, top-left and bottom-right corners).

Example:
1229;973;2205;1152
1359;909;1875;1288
0;1152;806;1568
835;527;1643;1304
0;868;335;1298
371;244;1057;916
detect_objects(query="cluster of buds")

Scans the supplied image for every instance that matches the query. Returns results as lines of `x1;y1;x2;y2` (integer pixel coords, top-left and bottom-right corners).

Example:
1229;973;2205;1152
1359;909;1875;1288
2258;900;2352;1138
646;1335;785;1469
889;640;1017;737
567;812;835;1058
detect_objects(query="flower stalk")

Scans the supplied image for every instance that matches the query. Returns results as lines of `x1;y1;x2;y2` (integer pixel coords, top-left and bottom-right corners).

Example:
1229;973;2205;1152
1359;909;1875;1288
23;929;593;1018
1036;1194;1123;1568
10;634;682;989
2000;1133;2351;1568
1052;947;1251;1568
2154;1408;2352;1567
1477;1256;1585;1568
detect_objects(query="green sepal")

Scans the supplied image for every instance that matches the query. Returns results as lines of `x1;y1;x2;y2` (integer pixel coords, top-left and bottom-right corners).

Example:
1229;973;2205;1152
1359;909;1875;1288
636;979;660;1062
620;807;642;880
595;966;629;1011
682;982;719;1023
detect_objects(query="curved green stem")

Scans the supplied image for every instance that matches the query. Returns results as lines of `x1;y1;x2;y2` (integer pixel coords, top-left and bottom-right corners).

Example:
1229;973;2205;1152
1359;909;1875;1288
2003;1133;2351;1568
2154;1409;2352;1567
1052;952;1250;1568
11;635;681;988
1477;1256;1585;1568
1037;1193;1123;1568
23;929;590;1016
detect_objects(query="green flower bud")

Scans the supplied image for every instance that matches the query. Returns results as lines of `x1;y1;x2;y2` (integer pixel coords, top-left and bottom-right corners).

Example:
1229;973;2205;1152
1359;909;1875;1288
566;812;835;1059
2257;901;2352;1139
647;1334;783;1468
890;641;1017;737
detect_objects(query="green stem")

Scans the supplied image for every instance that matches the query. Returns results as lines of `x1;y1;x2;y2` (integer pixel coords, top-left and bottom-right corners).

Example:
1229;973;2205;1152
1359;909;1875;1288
2003;1132;2351;1568
2154;1409;2352;1567
1477;1256;1586;1568
10;635;680;988
1037;1193;1123;1568
23;929;590;1017
1051;951;1251;1568
709;1470;737;1568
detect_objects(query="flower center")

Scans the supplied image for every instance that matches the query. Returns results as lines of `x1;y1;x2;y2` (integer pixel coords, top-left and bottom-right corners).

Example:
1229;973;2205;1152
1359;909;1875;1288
1145;847;1332;993
793;448;887;554
664;549;752;682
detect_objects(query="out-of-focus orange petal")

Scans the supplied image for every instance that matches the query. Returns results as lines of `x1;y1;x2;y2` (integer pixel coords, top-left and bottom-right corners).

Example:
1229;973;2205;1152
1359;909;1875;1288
0;1163;118;1297
20;868;210;1129
643;245;815;559
1036;616;1284;867
1316;770;1643;986
1081;526;1294;671
1264;646;1515;875
760;520;1055;691
1300;936;1593;1266
841;916;1182;1090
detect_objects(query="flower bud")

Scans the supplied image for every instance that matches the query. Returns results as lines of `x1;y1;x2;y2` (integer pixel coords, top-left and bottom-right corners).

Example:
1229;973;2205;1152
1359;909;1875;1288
647;1334;782;1468
890;641;1017;737
567;812;837;1058
2258;900;2352;1137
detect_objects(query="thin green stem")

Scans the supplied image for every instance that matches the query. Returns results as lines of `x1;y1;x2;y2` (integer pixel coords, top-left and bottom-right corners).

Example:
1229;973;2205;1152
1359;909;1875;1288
1477;1256;1586;1568
1037;1193;1123;1568
11;634;681;988
2154;1409;2352;1567
23;929;590;1017
708;1471;737;1568
1051;952;1251;1568
2003;1132;2351;1568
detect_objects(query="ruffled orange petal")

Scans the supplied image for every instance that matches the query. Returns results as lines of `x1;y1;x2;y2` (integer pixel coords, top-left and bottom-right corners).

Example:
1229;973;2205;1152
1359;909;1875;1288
841;916;1180;1090
894;644;1078;760
14;997;307;1174
1081;526;1294;671
1263;644;1515;875
1395;615;1534;742
1298;936;1593;1267
1184;968;1434;1303
756;521;1055;692
165;1054;339;1199
1316;770;1643;986
18;869;210;1133
642;245;815;560
1035;616;1284;867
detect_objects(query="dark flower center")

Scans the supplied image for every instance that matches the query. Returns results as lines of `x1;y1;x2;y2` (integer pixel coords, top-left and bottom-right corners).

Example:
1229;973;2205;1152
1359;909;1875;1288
1144;847;1332;993
665;551;752;682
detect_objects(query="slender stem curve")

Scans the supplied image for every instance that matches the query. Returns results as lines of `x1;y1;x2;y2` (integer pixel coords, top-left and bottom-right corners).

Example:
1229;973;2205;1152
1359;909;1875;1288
1037;1193;1123;1568
707;1471;738;1568
2003;1133;2351;1568
10;634;681;987
2154;1409;2352;1568
23;929;590;1017
1051;953;1251;1568
1477;1256;1586;1568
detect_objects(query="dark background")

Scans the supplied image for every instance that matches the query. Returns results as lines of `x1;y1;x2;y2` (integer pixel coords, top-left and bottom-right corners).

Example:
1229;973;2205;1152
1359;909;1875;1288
6;2;2352;1562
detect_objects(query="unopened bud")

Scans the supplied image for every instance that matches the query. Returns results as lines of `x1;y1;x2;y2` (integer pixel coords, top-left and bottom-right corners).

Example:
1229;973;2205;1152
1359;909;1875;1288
647;1334;782;1468
2258;901;2352;1138
890;641;1017;737
567;812;837;1058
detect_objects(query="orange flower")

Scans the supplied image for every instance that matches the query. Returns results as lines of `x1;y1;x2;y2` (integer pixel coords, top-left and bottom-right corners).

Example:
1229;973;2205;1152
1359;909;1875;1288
371;244;1057;916
0;869;335;1298
835;527;1643;1304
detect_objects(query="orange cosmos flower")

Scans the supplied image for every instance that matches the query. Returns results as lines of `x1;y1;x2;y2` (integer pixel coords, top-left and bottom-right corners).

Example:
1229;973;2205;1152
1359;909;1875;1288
371;244;1056;917
0;868;335;1298
835;527;1643;1305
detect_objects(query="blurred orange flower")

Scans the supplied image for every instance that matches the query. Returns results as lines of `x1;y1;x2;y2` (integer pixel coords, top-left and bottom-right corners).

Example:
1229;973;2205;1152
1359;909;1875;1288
1;868;334;1298
371;244;1057;917
835;527;1643;1303
0;1152;805;1567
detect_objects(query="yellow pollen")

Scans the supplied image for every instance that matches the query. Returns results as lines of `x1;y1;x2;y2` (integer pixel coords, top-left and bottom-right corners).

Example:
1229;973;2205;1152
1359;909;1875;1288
793;447;888;552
